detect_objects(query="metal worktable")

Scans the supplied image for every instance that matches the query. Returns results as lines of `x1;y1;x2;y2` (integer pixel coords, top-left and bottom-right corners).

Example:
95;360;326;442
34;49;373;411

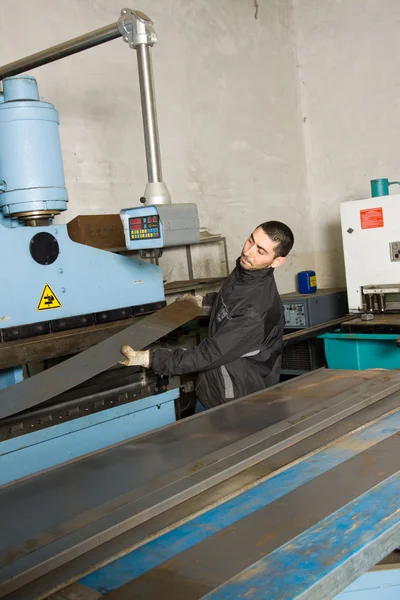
341;313;400;334
0;368;399;599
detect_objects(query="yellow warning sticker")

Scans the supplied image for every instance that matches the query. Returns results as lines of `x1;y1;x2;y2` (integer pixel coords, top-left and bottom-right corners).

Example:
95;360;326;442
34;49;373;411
37;284;62;311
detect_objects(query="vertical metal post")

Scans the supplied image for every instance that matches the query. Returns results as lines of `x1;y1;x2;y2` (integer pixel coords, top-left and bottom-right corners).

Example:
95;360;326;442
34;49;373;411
136;44;162;183
119;9;171;205
222;237;230;277
186;245;194;281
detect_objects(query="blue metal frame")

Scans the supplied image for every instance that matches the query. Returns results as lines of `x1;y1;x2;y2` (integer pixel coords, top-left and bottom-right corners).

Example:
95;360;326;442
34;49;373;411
204;473;400;600
0;75;165;331
0;213;164;329
80;410;400;595
0;388;178;487
206;473;400;599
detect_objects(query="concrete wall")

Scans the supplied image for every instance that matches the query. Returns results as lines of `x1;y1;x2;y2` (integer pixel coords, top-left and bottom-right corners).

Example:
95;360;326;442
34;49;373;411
294;0;400;287
0;0;313;293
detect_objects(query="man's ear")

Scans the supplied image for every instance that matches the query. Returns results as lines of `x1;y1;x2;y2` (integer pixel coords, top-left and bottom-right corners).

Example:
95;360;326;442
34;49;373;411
271;256;286;269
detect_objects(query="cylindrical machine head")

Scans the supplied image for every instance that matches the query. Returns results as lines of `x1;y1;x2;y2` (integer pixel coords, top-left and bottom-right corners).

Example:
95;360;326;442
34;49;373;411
0;76;68;222
3;75;40;101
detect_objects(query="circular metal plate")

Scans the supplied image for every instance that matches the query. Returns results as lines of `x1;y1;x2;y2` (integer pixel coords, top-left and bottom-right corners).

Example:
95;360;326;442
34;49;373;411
29;232;60;265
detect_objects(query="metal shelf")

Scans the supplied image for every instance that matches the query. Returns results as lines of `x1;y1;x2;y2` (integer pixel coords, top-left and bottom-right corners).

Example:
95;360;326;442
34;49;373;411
164;231;229;296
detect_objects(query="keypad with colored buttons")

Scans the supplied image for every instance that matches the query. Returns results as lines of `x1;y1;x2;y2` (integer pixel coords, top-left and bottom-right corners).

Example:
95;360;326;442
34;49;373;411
129;215;161;240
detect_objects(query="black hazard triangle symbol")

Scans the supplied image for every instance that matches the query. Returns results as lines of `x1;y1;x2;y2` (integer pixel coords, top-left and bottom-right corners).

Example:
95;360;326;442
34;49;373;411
37;284;62;311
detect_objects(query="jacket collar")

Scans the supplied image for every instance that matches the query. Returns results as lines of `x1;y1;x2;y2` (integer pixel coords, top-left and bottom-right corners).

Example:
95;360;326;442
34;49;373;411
234;257;274;281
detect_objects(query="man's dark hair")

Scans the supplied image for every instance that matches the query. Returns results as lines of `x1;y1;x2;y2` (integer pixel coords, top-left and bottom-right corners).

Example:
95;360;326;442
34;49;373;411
259;221;294;257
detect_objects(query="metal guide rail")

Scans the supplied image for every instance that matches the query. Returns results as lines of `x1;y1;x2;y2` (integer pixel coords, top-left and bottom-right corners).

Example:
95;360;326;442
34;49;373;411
0;368;398;599
0;306;354;346
0;300;166;343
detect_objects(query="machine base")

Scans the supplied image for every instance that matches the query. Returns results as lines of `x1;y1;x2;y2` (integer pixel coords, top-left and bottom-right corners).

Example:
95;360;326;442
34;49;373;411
0;387;178;487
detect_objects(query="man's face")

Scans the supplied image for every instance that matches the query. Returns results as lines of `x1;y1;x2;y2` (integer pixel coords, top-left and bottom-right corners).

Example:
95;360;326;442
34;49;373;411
240;227;286;271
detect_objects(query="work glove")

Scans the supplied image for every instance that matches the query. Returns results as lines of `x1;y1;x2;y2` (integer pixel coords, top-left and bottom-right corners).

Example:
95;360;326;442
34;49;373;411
175;293;203;309
119;346;150;368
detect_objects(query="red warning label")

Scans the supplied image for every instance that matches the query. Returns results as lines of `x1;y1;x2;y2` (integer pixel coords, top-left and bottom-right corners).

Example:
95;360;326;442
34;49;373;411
360;207;384;230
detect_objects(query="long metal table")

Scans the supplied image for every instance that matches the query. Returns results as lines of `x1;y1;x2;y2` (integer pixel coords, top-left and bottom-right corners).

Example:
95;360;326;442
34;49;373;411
0;368;399;599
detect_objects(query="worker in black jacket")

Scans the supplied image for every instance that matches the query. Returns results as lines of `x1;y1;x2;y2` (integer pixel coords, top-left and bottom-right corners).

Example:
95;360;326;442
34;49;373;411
120;221;294;412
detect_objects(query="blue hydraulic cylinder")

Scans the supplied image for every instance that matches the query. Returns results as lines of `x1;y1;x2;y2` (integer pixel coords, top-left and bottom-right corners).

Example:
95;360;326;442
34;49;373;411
0;76;68;218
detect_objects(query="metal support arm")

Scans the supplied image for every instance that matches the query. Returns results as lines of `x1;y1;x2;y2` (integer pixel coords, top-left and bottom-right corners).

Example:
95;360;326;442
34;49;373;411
0;7;171;205
0;24;121;79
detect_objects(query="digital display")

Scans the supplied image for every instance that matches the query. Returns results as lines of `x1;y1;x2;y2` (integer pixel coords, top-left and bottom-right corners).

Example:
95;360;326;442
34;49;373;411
129;214;161;241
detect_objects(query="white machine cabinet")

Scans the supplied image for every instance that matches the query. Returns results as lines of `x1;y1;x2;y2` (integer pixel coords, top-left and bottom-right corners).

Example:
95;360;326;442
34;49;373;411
341;194;400;313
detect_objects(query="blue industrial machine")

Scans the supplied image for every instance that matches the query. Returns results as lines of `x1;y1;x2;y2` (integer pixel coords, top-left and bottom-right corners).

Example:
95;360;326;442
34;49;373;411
0;9;200;476
0;74;165;342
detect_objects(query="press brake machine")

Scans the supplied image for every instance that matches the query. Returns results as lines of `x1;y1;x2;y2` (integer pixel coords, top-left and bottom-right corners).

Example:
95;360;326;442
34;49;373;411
0;8;201;483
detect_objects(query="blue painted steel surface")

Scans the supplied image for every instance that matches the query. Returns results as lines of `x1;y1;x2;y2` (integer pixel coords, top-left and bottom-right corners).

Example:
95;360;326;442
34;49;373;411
320;332;400;370
0;76;68;216
0;366;23;390
206;472;400;600
80;410;400;593
0;388;178;487
0;217;164;327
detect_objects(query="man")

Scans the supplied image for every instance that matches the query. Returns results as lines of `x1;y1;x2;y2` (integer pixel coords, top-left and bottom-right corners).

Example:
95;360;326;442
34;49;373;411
120;221;294;412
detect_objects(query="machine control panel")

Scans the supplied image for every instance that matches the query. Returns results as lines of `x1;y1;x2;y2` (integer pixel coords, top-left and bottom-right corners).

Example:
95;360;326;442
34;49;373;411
129;215;160;241
281;289;348;329
120;203;200;251
120;206;164;250
284;303;306;328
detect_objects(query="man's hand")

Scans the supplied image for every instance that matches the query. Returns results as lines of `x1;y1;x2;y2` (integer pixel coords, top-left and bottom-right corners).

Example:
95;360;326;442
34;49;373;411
175;293;203;309
119;346;150;368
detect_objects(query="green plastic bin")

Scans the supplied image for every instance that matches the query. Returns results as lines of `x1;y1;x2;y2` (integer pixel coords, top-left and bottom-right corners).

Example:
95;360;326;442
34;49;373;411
319;332;400;370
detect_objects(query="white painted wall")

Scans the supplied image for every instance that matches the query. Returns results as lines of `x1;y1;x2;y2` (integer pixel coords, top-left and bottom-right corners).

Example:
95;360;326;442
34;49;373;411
294;0;400;287
0;0;314;293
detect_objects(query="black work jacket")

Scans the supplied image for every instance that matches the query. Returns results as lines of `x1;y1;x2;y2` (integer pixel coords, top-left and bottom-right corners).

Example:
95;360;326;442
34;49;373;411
150;259;284;408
